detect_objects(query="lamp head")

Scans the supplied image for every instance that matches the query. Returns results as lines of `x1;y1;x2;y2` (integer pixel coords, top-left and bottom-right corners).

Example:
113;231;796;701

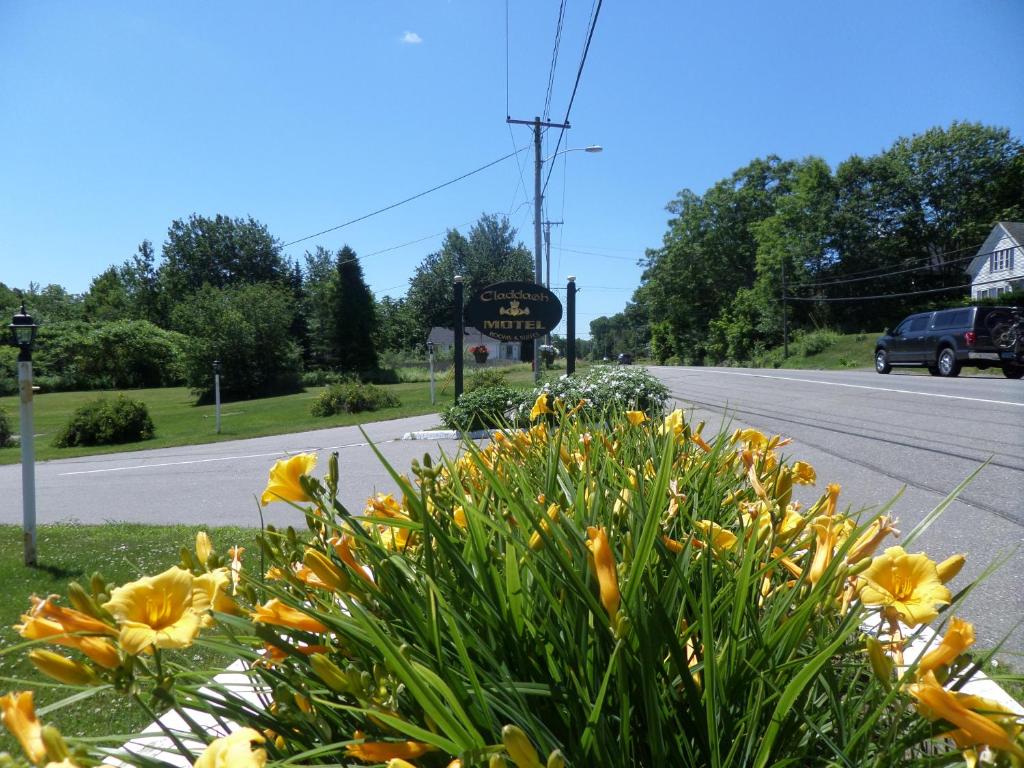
9;303;38;358
584;145;603;153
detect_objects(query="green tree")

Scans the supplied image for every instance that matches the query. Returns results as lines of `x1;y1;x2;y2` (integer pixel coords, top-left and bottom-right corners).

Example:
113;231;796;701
406;214;533;337
329;246;378;371
374;295;421;353
171;283;303;401
158;213;288;301
83;267;131;322
121;240;163;324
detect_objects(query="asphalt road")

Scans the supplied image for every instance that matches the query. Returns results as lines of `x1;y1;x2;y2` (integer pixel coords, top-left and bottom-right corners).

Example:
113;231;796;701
648;366;1024;655
0;414;462;531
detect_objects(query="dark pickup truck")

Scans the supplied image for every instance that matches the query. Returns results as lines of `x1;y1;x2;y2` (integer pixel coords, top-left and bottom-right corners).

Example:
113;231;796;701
874;305;1023;378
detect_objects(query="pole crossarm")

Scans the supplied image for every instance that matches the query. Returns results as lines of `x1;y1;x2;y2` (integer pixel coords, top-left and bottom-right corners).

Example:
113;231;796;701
507;117;571;129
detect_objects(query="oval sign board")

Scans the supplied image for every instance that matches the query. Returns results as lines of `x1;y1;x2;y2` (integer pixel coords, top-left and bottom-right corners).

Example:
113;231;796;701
465;281;563;342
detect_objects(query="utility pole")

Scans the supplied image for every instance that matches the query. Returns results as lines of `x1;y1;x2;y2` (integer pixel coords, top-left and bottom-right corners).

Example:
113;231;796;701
543;220;562;289
543;219;562;346
508;115;570;382
781;255;789;358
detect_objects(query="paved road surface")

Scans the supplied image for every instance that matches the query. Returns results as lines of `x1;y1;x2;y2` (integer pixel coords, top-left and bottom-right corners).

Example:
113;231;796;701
0;415;460;531
648;366;1024;655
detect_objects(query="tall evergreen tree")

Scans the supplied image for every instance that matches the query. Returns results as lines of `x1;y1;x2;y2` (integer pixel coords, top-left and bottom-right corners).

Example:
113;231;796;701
329;246;378;370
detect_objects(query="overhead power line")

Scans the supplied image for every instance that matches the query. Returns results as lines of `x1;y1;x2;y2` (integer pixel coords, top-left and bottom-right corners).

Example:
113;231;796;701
784;283;973;302
281;146;530;249
543;0;604;195
543;0;568;120
786;252;977;290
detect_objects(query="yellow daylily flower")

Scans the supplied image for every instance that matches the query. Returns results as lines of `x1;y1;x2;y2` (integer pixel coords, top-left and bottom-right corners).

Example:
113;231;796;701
193;568;239;618
530;393;553;420
625;410;648;426
260;452;318;506
102;567;206;655
528;504;561;551
251;598;328;634
661;409;684;437
586;526;621;621
908;673;1024;758
790;460;816;485
16;597;121;669
917;617;975;678
692;520;737;555
345;732;436;762
364;493;415;550
857;546;951;626
194;727;268;768
0;690;46;764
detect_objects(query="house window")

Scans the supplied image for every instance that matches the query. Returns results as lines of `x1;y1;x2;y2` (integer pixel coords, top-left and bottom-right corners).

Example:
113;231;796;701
505;344;515;358
990;247;1015;272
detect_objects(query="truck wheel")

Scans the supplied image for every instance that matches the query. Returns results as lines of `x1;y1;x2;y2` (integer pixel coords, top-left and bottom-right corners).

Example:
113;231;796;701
937;347;960;378
874;349;891;374
1004;367;1024;380
927;366;940;376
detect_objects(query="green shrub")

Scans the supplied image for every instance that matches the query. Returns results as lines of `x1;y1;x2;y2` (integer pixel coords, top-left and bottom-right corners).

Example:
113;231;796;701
53;395;154;447
301;370;354;388
798;328;841;357
532;365;669;418
466;368;508;392
310;381;400;417
0;407;12;447
441;385;532;431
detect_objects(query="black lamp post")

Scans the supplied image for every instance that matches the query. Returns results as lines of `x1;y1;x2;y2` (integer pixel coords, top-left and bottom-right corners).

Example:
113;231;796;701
8;303;39;565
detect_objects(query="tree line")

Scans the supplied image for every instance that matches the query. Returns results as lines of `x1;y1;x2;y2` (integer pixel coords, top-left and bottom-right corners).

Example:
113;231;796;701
590;122;1023;364
1;213;533;400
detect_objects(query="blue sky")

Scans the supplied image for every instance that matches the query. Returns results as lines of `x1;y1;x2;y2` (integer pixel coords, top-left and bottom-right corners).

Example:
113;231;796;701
2;1;1022;336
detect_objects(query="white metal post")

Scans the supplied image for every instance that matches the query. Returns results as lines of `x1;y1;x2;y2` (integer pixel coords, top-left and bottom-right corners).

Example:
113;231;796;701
18;360;36;566
214;373;221;434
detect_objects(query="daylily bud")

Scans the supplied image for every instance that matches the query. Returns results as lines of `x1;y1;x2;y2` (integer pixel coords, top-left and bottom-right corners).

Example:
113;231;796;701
936;553;966;583
195;531;212;566
303;548;350;592
490;756;508;768
865;636;893;689
66;581;107;621
309;653;351;693
502;725;542;768
41;724;69;761
546;749;566;768
29;650;98;686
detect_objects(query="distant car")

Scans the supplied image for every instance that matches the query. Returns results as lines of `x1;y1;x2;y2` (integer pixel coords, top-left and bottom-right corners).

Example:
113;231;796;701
874;305;1023;378
617;352;633;365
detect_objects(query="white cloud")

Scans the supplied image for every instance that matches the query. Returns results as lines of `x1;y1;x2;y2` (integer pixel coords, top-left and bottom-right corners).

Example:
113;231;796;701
402;31;423;44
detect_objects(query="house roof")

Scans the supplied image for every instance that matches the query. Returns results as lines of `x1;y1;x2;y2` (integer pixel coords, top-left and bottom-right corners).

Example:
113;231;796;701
965;222;1023;277
427;326;514;345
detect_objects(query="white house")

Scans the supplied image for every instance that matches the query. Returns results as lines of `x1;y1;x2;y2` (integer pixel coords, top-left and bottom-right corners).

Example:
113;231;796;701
965;222;1024;300
427;326;522;362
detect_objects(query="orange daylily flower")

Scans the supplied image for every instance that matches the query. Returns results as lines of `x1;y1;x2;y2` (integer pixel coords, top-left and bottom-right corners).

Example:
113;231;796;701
251;599;328;634
0;691;46;764
586;526;621;621
917;617;975;678
345;733;436;763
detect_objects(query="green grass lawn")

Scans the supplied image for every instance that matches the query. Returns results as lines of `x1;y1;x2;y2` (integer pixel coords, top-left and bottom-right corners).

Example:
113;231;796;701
0;522;257;754
762;331;879;370
0;362;578;466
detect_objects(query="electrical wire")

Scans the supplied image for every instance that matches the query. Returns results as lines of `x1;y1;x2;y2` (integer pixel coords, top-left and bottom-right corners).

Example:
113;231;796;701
786;252;977;290
551;245;640;261
543;0;603;195
281;146;530;249
784;283;973;302
543;0;568;120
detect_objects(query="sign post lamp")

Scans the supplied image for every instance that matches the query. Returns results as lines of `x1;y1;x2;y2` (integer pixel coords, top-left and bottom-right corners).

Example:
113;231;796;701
9;303;39;566
426;341;436;405
213;359;222;434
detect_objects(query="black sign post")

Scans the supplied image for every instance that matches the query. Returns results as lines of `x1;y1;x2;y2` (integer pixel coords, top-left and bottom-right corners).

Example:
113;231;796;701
567;276;576;375
465;281;563;343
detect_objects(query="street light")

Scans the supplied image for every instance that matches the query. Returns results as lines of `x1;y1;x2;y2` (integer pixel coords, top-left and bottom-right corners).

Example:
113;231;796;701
8;303;39;566
426;341;436;405
531;143;602;381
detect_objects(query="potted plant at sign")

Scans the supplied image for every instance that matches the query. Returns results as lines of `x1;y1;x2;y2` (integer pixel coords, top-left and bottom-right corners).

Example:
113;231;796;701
470;344;489;364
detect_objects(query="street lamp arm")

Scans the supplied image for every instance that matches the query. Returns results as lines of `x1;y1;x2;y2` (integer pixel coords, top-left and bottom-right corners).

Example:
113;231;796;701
542;145;603;164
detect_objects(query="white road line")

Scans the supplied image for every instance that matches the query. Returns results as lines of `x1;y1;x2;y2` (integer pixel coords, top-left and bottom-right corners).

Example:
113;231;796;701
58;440;394;476
678;369;1024;407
